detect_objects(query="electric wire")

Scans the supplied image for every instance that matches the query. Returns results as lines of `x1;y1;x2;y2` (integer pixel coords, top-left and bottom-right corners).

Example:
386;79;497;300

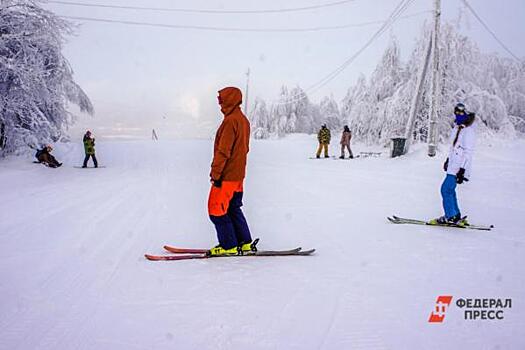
60;10;430;33
461;0;521;62
55;0;425;106
48;0;356;14
272;0;417;105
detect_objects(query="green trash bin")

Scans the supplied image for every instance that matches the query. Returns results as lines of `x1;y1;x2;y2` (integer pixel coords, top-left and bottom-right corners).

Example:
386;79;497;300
391;138;406;158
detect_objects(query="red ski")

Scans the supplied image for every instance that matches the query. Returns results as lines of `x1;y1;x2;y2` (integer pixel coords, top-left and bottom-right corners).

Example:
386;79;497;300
163;246;208;254
145;253;208;261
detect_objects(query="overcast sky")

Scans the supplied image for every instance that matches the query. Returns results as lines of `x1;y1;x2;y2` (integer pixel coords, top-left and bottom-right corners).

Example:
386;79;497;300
42;0;525;139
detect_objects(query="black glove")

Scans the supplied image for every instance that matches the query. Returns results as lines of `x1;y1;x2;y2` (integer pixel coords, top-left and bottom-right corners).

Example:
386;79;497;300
212;179;222;188
443;158;449;172
456;168;468;184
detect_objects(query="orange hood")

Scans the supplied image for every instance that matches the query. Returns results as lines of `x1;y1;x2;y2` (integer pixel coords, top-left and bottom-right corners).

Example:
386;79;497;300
218;87;242;116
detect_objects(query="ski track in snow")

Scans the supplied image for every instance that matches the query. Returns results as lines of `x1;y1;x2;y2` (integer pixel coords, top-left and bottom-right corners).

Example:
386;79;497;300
0;136;524;349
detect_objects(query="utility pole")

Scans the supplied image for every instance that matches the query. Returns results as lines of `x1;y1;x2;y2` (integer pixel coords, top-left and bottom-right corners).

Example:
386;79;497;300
404;34;433;154
427;0;441;157
244;68;250;117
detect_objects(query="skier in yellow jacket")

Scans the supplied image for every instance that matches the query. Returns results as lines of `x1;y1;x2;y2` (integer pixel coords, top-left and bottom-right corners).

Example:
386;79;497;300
316;124;331;158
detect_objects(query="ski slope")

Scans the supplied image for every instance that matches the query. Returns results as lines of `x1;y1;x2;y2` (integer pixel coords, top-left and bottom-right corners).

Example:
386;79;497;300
1;135;524;349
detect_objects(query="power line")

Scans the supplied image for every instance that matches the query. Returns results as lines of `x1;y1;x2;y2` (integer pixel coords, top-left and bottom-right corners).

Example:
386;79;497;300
273;0;418;105
61;10;430;33
307;0;416;94
48;0;356;14
461;0;521;62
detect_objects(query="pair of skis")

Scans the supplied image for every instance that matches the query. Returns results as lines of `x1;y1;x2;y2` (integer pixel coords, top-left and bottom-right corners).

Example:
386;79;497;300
145;239;316;261
308;156;360;160
388;215;494;231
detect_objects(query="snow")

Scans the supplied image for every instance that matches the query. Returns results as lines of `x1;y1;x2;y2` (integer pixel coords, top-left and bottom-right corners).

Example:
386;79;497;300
1;135;524;349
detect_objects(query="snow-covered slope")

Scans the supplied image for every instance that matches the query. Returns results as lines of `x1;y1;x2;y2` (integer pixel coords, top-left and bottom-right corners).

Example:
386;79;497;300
1;135;524;349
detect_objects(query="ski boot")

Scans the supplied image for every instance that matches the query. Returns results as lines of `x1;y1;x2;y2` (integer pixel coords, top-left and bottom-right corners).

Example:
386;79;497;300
324;155;330;158
207;245;239;257
429;214;467;226
455;216;470;227
429;216;451;225
339;155;344;159
239;238;259;253
316;155;320;159
429;216;444;225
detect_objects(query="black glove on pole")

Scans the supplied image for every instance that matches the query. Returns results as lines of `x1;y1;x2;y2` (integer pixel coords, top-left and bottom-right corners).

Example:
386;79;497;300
456;168;467;184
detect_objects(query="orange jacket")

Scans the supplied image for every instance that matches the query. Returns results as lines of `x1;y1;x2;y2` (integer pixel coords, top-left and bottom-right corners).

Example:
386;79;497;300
210;87;250;181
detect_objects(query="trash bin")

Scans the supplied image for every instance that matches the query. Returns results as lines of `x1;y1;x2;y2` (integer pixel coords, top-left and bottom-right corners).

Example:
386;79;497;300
391;137;406;158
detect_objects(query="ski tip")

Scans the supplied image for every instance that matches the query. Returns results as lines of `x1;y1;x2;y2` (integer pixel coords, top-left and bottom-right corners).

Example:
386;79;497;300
145;254;159;261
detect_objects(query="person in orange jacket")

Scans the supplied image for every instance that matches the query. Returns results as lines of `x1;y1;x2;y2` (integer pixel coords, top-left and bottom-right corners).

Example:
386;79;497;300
207;86;253;256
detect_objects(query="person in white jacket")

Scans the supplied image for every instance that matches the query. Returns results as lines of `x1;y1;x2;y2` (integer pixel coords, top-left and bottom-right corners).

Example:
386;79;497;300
431;104;476;226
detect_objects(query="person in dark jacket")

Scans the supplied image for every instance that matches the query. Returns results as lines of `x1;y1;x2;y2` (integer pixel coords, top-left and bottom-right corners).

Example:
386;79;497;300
82;130;98;168
35;145;62;168
207;86;253;256
339;125;354;159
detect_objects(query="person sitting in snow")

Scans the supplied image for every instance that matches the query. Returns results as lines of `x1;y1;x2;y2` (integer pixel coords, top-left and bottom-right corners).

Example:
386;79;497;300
339;125;353;159
207;86;253;256
82;130;98;168
316;124;331;158
431;103;476;226
35;145;62;168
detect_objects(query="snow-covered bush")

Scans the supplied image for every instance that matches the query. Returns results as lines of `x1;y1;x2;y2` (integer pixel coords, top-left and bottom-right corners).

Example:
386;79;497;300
0;0;93;155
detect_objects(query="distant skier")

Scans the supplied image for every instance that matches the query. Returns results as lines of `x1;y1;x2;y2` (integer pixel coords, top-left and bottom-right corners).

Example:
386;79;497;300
431;103;476;226
35;145;62;168
82;130;98;168
208;86;253;256
316;124;331;158
339;125;353;159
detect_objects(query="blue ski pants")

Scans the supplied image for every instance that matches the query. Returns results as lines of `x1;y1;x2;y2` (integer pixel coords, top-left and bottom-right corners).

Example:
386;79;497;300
440;174;460;219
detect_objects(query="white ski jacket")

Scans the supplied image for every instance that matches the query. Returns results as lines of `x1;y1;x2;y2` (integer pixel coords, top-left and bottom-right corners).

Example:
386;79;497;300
446;123;476;180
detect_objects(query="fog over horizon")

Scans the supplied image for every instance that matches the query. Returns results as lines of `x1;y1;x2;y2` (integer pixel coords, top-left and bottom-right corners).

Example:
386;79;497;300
46;0;525;140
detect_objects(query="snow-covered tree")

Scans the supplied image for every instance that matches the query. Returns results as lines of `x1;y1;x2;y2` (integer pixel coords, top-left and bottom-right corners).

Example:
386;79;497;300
250;21;524;143
341;39;406;144
319;95;341;131
250;97;270;139
0;0;93;155
288;86;314;133
342;22;524;145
